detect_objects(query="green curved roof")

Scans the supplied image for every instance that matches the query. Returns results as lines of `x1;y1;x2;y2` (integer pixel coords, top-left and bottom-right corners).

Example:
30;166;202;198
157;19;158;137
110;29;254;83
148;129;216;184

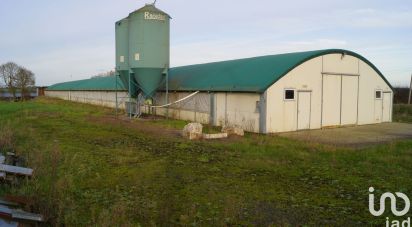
167;49;392;92
47;49;392;93
47;75;126;91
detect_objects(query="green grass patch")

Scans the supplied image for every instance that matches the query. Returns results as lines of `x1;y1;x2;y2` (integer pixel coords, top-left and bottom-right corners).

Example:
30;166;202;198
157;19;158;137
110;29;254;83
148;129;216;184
0;97;411;226
143;118;189;129
394;104;412;123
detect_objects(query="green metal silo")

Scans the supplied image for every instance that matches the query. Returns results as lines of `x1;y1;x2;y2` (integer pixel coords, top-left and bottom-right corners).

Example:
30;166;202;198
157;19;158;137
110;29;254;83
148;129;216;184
128;4;170;99
115;18;138;98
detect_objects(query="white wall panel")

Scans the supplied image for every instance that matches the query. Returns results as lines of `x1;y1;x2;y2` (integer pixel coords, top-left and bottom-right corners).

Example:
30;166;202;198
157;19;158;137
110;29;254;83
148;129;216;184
215;93;260;132
358;60;392;125
266;56;323;133
297;92;311;130
323;54;358;74
45;90;128;109
374;99;383;122
265;54;392;133
322;75;341;127
382;92;392;122
341;76;358;125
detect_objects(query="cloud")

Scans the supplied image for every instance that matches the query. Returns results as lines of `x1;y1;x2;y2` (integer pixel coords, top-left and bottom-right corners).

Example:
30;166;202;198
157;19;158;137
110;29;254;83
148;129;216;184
285;39;347;48
171;38;348;67
343;9;412;28
353;8;376;14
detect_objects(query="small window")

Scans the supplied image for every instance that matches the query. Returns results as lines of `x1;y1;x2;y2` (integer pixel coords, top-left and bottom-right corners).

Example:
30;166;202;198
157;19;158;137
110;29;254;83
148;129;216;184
284;89;295;100
375;90;382;99
255;101;260;113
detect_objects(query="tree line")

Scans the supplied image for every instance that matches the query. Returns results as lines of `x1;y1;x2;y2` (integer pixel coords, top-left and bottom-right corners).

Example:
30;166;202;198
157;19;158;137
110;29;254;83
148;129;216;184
91;69;115;79
0;62;35;100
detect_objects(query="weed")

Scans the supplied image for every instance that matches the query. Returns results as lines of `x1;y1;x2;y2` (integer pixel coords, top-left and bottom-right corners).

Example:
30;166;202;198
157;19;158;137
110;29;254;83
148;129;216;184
0;122;15;153
394;104;412;123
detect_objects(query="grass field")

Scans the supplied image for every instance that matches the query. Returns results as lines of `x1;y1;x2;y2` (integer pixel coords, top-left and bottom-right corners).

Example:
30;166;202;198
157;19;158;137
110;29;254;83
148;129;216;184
0;98;411;226
394;104;412;123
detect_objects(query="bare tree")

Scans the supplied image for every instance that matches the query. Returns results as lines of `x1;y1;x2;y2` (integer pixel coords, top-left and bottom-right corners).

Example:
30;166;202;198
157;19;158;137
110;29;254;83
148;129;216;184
15;67;35;100
0;62;20;99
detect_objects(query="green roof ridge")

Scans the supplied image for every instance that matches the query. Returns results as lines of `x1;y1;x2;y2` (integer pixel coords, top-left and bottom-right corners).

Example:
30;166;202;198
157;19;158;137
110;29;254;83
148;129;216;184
167;49;392;92
47;75;126;91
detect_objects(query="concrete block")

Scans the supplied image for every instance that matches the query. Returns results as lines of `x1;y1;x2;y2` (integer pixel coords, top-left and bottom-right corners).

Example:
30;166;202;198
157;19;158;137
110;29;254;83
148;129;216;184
202;133;228;139
182;123;203;140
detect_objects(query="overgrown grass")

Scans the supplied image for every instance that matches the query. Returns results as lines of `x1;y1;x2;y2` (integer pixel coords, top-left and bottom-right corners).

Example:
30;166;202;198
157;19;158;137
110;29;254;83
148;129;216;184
0;97;411;226
394;104;412;123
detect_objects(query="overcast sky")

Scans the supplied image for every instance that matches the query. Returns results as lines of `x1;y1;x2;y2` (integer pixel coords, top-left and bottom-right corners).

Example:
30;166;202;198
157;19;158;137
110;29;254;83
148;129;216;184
0;0;411;86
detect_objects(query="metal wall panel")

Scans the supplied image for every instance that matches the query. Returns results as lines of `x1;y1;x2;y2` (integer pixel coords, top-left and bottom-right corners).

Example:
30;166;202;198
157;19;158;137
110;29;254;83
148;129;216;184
154;92;210;113
341;76;359;125
382;92;392;122
358;60;392;124
322;75;341;127
323;54;359;75
297;92;311;130
374;99;383;122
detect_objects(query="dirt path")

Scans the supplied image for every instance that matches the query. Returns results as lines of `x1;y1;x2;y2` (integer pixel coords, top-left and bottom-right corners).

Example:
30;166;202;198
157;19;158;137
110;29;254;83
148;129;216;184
279;123;412;148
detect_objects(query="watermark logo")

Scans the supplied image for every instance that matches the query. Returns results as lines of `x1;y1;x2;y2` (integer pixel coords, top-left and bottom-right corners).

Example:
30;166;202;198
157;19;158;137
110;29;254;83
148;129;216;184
369;187;411;226
369;187;410;216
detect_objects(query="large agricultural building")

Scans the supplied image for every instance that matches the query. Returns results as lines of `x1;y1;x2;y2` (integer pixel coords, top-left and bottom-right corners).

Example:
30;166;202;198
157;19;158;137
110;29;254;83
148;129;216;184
46;4;393;134
46;49;393;133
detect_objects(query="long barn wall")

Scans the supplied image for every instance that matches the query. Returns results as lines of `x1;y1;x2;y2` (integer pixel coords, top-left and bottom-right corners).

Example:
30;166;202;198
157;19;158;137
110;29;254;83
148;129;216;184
45;90;262;133
151;92;211;124
148;92;261;132
45;90;129;109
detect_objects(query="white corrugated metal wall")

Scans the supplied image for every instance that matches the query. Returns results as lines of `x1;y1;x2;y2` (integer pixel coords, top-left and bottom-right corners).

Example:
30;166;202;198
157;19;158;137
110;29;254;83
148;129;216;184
265;53;393;133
